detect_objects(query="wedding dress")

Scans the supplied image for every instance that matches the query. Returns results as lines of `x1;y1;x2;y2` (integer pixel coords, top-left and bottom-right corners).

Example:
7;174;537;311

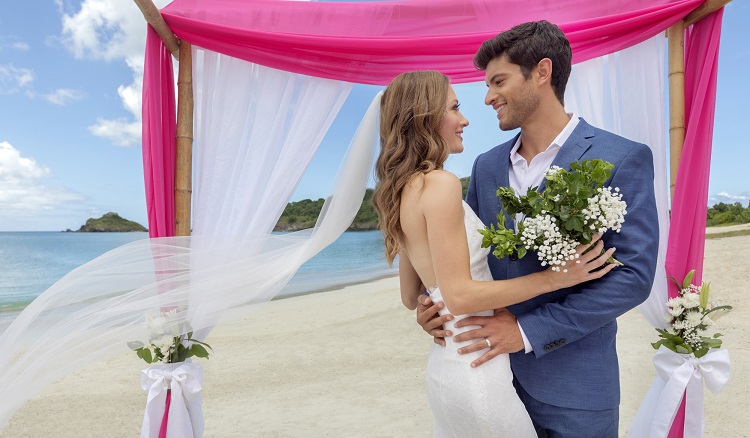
425;201;536;438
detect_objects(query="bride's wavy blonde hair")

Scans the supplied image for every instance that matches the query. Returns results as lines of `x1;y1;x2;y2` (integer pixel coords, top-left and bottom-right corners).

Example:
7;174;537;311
372;71;450;264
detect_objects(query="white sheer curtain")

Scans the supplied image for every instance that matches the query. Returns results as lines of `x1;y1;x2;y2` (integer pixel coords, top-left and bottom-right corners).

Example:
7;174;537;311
187;49;353;335
564;35;669;328
191;48;353;236
0;59;379;432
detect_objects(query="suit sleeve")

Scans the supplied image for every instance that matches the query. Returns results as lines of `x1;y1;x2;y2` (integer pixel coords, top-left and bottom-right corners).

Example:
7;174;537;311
516;144;660;359
466;154;480;212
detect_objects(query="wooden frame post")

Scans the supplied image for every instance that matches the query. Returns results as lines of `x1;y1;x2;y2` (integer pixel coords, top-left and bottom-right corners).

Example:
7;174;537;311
175;42;194;237
133;0;180;58
668;0;732;203
684;0;732;27
134;0;193;236
667;21;685;202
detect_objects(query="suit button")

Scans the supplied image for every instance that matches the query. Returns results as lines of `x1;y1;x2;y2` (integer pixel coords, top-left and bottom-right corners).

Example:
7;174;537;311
510;253;518;261
544;344;551;351
559;339;566;346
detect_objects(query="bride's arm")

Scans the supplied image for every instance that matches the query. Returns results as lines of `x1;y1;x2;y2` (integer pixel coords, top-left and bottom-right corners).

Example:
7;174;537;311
422;171;614;315
399;251;424;310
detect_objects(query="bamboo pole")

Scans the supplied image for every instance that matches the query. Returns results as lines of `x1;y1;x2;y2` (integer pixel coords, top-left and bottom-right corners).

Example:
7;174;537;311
133;0;180;58
175;41;194;236
668;0;731;202
685;0;732;27
667;21;685;202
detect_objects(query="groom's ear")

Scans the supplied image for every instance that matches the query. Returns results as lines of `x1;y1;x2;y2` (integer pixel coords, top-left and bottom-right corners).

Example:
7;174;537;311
535;58;553;86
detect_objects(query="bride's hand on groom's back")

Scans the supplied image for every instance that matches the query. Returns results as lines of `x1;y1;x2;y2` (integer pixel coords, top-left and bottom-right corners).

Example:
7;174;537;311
416;294;453;346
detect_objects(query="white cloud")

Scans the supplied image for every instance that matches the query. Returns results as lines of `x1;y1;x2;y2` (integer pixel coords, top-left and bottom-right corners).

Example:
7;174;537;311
12;42;29;51
43;88;85;105
0;36;30;52
709;192;750;206
88;117;141;146
0;141;87;223
0;64;34;93
87;56;143;145
61;0;147;61
59;0;171;146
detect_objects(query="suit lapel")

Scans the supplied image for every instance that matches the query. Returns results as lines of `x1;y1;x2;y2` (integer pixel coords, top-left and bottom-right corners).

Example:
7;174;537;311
497;133;518;231
538;118;595;193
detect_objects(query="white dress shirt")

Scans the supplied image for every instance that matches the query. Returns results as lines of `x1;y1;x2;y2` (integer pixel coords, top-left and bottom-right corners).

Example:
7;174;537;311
508;114;579;354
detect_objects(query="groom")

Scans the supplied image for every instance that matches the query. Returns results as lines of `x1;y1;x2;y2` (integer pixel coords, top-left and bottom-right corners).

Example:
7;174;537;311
416;21;659;436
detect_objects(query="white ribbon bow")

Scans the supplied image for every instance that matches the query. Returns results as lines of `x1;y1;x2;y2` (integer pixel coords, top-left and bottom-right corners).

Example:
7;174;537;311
627;346;731;438
141;362;204;438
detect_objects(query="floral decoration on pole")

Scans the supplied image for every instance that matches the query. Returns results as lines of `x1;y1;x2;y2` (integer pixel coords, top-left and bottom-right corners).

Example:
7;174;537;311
129;310;213;438
628;270;733;438
653;270;733;358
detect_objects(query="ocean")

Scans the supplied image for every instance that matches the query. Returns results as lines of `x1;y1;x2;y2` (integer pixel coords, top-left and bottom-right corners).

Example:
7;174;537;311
0;230;396;322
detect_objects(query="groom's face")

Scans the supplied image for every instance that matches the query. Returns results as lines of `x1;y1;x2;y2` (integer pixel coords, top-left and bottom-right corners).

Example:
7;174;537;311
483;55;540;131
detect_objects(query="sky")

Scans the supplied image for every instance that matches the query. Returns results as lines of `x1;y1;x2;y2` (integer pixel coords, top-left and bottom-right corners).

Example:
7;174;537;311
0;1;748;231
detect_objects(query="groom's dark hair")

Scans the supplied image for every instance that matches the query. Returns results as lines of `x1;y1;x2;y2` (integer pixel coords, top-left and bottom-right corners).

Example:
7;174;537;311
473;20;572;105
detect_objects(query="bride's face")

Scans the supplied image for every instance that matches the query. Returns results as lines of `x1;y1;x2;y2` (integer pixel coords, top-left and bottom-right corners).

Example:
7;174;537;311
440;85;469;154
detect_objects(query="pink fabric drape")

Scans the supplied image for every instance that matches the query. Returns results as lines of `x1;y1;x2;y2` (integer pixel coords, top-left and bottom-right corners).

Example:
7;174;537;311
158;390;171;438
142;28;178;437
160;0;701;85
142;26;176;238
142;0;704;232
665;10;724;438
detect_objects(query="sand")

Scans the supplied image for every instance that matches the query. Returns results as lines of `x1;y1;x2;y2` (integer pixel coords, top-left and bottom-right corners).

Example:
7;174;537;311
2;234;748;437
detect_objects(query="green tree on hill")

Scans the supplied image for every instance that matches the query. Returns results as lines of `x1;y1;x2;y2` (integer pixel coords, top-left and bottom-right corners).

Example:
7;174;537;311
275;177;471;232
707;201;750;226
78;212;147;232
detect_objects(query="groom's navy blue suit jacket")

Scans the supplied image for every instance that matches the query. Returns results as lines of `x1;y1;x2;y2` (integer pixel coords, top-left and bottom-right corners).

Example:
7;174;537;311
466;118;659;411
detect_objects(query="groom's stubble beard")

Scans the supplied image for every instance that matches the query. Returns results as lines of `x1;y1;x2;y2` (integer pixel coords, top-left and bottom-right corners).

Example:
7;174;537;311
498;80;540;132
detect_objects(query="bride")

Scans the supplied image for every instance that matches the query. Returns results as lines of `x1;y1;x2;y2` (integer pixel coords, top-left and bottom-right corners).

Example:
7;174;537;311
371;71;615;437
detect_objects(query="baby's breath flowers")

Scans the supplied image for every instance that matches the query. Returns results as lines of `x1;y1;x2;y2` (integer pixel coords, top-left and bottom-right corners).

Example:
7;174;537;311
653;270;732;358
479;159;626;271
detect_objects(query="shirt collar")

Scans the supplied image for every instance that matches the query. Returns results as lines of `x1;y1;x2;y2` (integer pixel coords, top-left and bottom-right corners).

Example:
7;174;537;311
509;114;579;165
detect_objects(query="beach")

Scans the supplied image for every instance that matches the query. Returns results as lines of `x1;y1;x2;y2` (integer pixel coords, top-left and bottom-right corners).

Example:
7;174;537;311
2;234;748;437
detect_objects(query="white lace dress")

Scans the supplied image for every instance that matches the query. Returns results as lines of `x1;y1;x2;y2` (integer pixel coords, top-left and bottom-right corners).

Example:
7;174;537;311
425;201;536;438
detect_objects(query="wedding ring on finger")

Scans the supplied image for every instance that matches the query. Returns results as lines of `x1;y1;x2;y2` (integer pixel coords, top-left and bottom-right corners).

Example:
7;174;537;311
485;339;492;349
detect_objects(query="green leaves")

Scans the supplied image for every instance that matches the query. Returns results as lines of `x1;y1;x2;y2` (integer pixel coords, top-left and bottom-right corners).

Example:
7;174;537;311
479;222;524;260
682;270;695;289
128;330;214;365
480;159;616;261
136;347;154;364
699;282;710;309
704;305;734;322
191;344;210;359
127;341;145;350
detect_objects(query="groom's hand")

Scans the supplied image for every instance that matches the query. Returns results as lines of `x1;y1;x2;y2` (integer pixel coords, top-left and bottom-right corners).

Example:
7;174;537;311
416;294;453;346
454;308;523;368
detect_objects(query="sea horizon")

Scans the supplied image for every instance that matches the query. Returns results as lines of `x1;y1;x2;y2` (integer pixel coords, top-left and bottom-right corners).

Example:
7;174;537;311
0;230;396;330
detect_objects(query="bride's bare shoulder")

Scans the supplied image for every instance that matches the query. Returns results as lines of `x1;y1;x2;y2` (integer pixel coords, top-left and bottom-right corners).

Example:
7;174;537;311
404;171;462;212
403;170;460;193
423;170;462;195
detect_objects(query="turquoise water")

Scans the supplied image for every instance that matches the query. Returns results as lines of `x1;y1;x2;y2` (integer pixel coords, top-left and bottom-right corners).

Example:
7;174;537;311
0;231;396;317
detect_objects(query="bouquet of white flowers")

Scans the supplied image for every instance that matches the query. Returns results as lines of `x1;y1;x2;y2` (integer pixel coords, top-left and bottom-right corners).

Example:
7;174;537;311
128;309;212;364
479;159;627;271
653;270;733;358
